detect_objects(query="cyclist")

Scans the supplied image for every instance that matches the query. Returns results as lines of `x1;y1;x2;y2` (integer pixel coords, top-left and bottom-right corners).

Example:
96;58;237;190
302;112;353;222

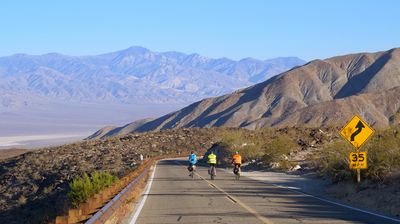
207;151;217;177
232;151;242;175
188;151;197;176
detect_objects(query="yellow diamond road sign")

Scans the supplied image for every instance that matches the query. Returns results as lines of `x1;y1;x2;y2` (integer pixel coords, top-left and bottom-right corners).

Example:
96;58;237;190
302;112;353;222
340;115;374;149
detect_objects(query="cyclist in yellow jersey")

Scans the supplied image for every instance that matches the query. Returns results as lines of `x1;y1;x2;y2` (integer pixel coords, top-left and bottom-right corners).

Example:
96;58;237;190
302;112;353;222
207;151;217;177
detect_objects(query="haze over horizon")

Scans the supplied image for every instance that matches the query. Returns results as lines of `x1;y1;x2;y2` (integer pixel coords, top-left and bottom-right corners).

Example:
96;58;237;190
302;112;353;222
1;0;400;61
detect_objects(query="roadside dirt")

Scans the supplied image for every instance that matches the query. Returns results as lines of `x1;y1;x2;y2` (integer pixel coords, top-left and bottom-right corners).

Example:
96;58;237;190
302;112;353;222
0;148;31;160
242;169;400;219
326;178;400;218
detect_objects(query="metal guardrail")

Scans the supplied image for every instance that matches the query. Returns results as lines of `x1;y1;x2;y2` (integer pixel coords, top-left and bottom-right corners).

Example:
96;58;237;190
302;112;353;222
85;164;152;224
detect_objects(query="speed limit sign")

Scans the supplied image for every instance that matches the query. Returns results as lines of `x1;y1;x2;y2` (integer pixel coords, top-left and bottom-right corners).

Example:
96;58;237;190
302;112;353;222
349;152;367;169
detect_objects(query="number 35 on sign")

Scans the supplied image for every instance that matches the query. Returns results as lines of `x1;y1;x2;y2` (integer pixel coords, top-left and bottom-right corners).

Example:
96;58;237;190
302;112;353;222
349;152;367;169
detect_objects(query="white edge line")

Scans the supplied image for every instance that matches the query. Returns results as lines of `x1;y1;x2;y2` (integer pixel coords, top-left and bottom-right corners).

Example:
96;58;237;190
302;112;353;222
254;177;400;223
222;168;400;222
129;163;157;224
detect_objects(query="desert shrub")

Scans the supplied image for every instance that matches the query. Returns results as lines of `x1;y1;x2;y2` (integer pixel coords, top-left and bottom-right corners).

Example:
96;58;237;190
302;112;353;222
91;171;117;192
315;141;353;182
219;129;299;169
239;143;264;161
68;173;93;207
262;136;296;165
218;129;247;147
217;129;263;161
68;171;118;207
315;126;400;183
364;126;400;182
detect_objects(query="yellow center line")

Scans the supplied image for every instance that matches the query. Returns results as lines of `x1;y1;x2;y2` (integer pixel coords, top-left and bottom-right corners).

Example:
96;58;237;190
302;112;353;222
174;159;272;224
195;172;273;224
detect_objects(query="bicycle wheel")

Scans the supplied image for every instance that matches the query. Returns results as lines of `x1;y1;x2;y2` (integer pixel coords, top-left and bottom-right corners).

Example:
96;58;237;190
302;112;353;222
211;166;216;180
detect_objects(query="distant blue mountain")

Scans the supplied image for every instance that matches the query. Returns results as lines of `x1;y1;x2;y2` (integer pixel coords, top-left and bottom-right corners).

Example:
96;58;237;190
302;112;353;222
0;46;305;108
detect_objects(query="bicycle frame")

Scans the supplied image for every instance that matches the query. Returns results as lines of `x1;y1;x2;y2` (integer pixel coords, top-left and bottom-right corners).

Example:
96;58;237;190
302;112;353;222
233;164;241;180
209;165;216;180
189;164;196;179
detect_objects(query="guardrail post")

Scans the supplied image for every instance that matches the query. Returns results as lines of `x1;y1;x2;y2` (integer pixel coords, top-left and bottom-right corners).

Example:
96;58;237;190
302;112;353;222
68;208;81;223
55;216;68;224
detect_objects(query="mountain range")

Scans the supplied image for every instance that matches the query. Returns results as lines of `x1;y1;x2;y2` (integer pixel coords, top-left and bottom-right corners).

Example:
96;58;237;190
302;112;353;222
0;46;304;109
92;48;400;138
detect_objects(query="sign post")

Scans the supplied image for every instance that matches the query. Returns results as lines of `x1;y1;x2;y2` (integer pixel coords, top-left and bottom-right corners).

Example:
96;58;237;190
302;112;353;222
340;115;374;184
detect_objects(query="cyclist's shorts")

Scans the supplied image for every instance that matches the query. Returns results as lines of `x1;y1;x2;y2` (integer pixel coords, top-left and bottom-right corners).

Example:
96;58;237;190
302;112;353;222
234;163;241;167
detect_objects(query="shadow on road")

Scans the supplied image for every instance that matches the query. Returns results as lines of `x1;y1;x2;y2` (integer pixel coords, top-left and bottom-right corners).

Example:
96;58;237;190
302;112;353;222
153;158;400;224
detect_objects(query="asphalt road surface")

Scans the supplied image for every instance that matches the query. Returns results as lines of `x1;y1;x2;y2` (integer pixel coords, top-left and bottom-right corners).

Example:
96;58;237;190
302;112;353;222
133;159;400;224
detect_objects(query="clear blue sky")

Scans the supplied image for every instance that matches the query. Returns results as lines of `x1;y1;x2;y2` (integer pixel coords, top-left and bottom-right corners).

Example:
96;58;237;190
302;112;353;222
1;0;399;61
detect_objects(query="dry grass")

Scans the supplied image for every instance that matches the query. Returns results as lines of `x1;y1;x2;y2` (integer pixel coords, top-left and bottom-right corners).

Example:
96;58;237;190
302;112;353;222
217;128;300;169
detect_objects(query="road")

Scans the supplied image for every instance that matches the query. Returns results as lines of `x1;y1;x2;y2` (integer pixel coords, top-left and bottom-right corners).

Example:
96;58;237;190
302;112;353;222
132;159;400;224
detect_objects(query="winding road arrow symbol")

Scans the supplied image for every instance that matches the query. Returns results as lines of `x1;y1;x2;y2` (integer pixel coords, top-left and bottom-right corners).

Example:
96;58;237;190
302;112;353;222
350;121;365;141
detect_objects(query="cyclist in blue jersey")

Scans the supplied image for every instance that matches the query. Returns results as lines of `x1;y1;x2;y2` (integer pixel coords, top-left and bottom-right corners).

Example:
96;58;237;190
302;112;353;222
188;151;197;177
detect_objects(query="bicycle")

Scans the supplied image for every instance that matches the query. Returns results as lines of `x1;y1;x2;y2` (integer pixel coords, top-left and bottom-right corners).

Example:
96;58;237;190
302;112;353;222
188;164;196;179
233;164;241;180
209;164;216;180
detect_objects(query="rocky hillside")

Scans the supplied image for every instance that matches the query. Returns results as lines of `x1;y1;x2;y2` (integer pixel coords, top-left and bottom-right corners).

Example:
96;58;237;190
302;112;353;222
86;118;154;140
94;48;400;138
0;128;217;224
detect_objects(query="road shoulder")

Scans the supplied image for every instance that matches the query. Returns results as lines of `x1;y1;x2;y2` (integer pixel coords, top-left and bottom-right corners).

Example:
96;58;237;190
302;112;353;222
240;169;400;222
